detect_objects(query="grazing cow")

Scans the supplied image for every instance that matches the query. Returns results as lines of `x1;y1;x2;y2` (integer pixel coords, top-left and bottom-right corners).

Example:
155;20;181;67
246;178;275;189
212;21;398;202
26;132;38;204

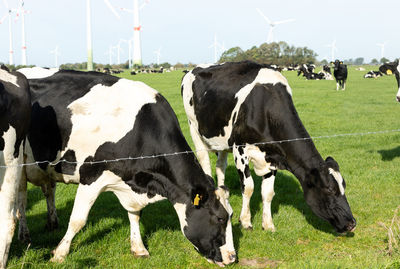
363;70;383;78
331;60;348;90
181;61;356;233
18;70;236;266
0;66;31;269
379;59;400;102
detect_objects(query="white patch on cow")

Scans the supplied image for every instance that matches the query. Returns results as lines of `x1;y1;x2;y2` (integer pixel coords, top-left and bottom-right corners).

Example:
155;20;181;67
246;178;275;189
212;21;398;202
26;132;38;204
245;144;275;176
328;168;345;195
0;126;23;269
215;188;236;265
17;67;59;79
173;203;188;234
0;69;19;88
60;79;157;179
396;64;400;101
261;173;276;231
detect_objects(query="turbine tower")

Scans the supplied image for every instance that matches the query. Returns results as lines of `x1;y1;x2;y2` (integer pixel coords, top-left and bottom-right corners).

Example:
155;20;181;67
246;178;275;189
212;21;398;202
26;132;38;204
15;0;29;66
209;33;223;63
50;45;60;67
256;8;295;43
376;42;386;59
326;39;338;61
120;0;149;67
154;47;161;65
1;0;16;65
86;0;120;71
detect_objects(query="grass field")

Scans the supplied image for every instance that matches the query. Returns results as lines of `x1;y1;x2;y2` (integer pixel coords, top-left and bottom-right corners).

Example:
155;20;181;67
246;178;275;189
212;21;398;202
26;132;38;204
7;66;400;268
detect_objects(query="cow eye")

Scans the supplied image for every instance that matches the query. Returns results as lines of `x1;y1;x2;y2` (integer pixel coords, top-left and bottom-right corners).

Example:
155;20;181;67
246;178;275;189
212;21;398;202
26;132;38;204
217;217;225;223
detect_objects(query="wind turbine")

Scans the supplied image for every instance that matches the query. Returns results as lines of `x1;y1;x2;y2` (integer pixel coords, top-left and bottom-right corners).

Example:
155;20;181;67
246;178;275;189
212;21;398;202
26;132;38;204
113;40;125;65
154;47;161;65
256;8;295;43
119;0;150;66
119;38;133;68
86;0;120;71
209;33;223;63
326;39;338;61
1;0;16;65
15;0;29;66
376;42;387;59
50;45;60;67
105;45;115;65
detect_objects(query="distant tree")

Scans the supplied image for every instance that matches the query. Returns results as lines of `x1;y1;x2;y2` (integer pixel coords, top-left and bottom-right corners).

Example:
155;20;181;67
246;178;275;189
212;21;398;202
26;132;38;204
354;57;364;65
370;58;379;65
174;62;185;69
219;47;247;62
380;57;389;64
319;59;328;65
343;59;354;65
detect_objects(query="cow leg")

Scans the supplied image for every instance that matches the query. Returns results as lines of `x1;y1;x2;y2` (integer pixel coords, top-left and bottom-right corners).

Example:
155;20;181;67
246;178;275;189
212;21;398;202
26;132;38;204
233;145;253;230
51;182;103;263
128;211;149;257
261;170;277;232
342;81;346;90
17;169;30;243
189;125;212;176
216;151;228;187
0;145;23;269
336;81;339;91
41;180;58;230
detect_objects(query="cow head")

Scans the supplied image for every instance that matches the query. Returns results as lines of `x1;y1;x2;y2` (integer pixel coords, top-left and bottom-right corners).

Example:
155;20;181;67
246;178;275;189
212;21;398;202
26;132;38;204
331;60;345;71
175;184;236;266
379;59;400;102
302;157;356;233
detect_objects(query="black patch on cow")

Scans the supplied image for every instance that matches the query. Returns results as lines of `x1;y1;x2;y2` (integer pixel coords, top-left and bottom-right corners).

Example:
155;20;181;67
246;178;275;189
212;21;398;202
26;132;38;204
264;171;273;178
244;166;250;178
241;158;244;165
189;97;193;106
191;61;274;138
180;85;184;96
234;156;237;163
28;70;119;169
238;146;244;155
0;71;31;158
55;149;77;175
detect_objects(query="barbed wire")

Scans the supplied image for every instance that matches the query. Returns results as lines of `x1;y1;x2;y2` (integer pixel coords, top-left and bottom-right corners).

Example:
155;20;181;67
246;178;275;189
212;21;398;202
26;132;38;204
1;128;400;169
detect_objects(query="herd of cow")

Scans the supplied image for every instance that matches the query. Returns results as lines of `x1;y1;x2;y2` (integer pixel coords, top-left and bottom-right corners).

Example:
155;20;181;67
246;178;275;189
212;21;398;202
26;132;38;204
0;59;399;268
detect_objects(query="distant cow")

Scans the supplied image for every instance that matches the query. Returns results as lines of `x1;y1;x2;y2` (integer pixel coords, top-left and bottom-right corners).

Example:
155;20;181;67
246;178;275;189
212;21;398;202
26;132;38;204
19;70;236;266
363;70;383;78
0;66;31;269
298;64;325;80
331;60;348;90
379;59;400;102
182;61;356;233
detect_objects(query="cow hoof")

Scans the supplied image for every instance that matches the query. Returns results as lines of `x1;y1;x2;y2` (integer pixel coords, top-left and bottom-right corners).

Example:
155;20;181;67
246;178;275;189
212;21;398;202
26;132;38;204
131;250;150;258
50;255;65;263
262;225;276;232
46;220;59;231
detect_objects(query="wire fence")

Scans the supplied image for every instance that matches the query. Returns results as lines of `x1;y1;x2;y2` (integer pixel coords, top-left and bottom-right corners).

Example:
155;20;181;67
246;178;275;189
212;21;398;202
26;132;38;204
1;128;400;169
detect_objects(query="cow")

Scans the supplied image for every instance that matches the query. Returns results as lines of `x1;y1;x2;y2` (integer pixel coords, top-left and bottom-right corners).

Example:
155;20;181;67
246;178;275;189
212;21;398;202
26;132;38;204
331;60;348;90
17;70;236;266
181;61;356;234
379;59;400;102
363;70;383;79
0;66;31;269
297;64;325;80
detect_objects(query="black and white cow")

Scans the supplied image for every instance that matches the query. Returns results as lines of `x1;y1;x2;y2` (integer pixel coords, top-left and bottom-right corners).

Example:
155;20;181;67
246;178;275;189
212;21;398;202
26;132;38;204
18;70;236;266
379;59;400;102
331;60;348;90
363;70;383;79
0;66;31;269
181;61;356;233
297;64;325;80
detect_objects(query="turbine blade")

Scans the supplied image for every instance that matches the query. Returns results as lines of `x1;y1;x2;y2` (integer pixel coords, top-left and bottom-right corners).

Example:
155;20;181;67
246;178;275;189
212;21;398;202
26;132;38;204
3;0;9;10
256;8;271;24
274;18;295;25
104;0;120;19
0;14;7;23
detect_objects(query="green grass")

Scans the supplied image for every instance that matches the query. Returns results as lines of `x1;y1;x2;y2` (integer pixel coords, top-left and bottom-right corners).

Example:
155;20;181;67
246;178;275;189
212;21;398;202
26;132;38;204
7;66;400;268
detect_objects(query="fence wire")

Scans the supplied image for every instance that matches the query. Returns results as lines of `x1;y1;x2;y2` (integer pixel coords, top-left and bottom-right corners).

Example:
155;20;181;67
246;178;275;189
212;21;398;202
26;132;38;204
1;128;400;169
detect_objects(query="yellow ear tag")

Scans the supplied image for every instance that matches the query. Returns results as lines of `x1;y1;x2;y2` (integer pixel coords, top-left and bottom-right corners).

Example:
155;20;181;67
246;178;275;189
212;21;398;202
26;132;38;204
387;70;393;75
193;194;201;206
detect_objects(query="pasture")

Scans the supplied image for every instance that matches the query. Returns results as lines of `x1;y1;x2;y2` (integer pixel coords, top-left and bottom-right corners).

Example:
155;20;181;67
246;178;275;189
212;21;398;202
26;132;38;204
6;66;400;268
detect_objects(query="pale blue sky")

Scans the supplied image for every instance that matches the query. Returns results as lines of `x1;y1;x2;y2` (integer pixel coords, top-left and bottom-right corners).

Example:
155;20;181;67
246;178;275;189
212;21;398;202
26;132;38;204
0;0;398;67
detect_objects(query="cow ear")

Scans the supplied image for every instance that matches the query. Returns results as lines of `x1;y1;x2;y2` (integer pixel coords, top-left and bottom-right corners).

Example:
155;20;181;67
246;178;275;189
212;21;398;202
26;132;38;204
340;61;343;64
191;186;209;208
395;59;399;65
325;156;339;171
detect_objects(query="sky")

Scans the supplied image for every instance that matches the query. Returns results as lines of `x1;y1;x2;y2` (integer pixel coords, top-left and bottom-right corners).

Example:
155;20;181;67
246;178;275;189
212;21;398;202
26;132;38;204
0;0;399;67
